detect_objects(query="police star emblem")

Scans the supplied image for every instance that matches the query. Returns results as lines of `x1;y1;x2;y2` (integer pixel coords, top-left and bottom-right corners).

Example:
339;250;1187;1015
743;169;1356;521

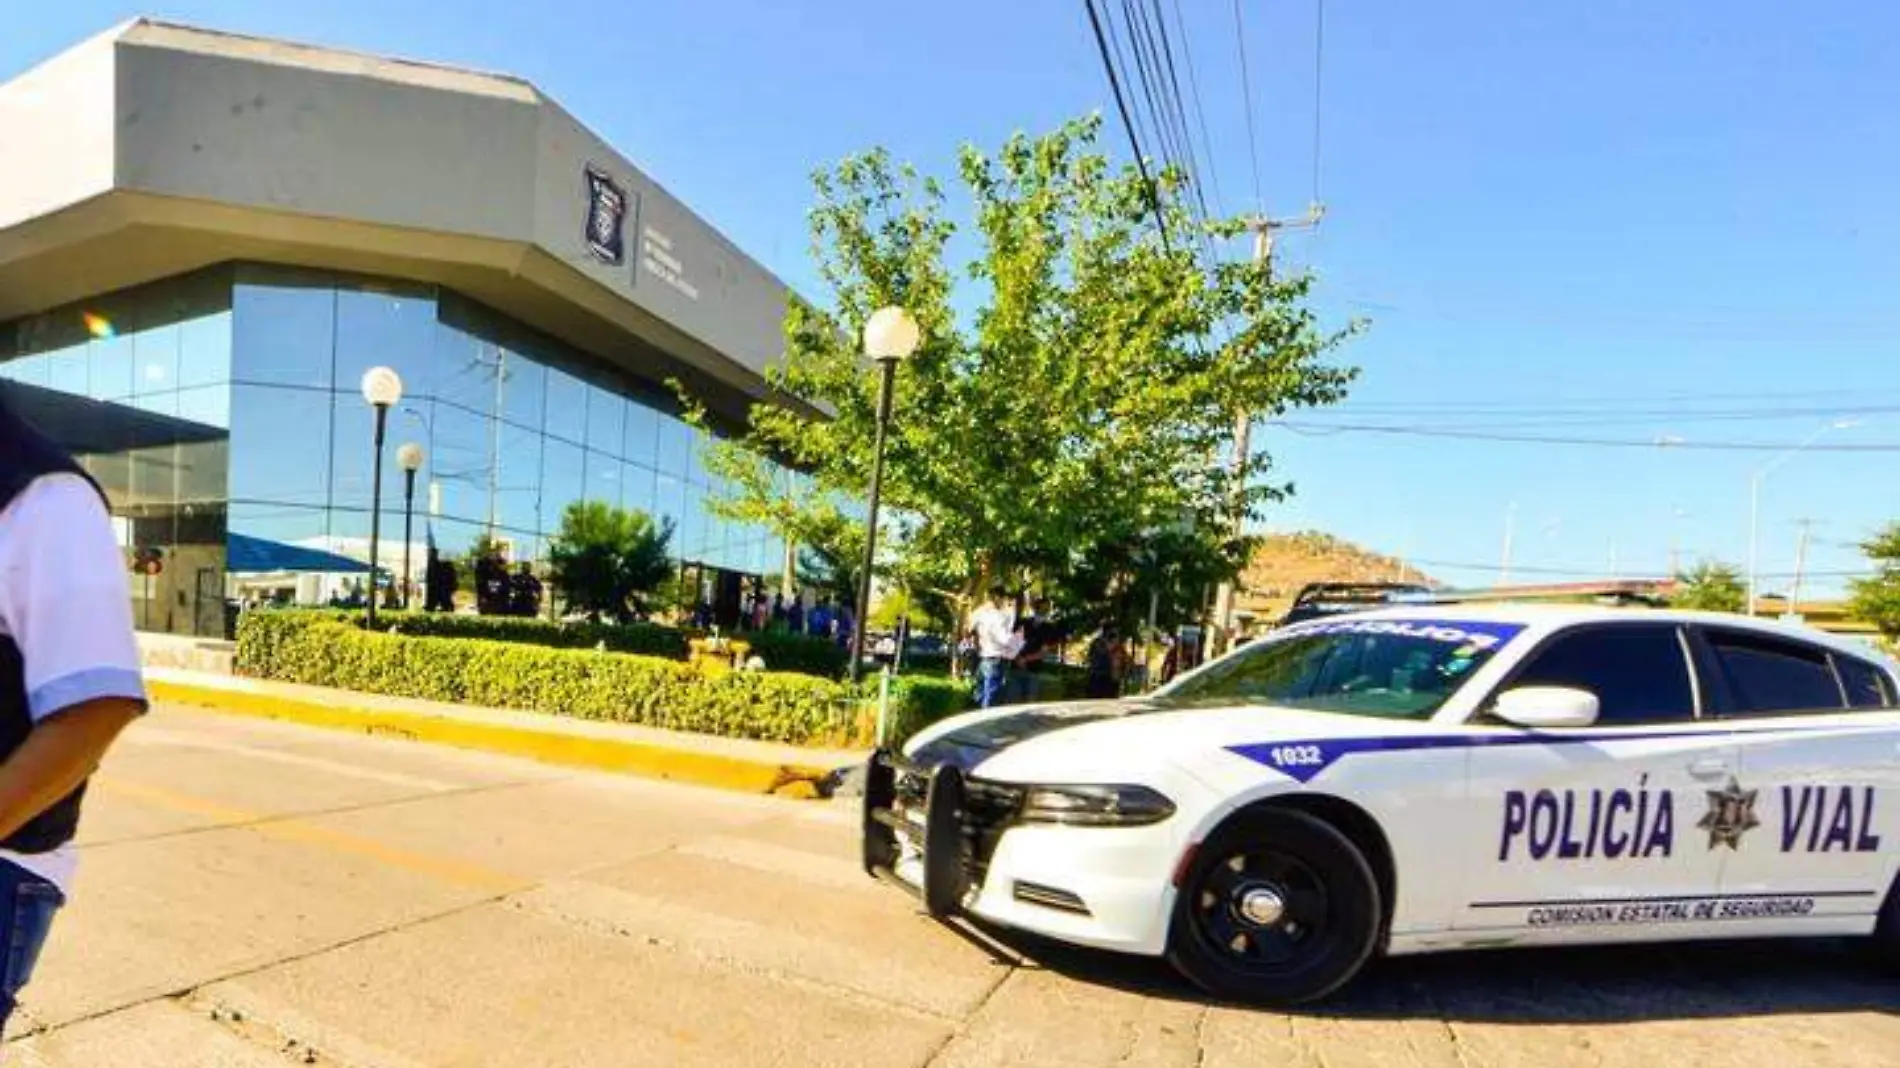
1697;778;1761;850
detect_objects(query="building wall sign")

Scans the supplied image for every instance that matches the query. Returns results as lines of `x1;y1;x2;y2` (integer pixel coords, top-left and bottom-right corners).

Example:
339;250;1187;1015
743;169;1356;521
583;165;629;265
640;225;699;301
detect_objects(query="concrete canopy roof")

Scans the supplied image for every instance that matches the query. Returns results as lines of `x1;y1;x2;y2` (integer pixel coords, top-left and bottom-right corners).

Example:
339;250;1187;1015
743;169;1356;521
0;19;801;424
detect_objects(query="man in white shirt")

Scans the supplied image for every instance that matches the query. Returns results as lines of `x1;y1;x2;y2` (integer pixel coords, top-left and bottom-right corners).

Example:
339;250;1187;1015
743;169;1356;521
969;585;1023;709
0;399;145;1029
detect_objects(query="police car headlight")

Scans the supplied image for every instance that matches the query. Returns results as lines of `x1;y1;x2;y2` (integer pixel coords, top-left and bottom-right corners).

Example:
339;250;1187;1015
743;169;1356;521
1016;785;1175;827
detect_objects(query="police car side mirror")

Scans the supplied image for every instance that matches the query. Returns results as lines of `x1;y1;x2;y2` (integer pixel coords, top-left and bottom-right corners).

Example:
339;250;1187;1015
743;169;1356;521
1491;686;1600;729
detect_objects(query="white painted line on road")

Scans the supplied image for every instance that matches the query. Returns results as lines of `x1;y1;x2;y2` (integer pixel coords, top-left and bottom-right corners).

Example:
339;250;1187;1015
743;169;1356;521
126;728;461;793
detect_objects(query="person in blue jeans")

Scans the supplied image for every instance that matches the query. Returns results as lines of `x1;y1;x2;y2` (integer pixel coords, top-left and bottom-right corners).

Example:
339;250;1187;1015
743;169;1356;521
969;586;1023;709
0;400;146;1029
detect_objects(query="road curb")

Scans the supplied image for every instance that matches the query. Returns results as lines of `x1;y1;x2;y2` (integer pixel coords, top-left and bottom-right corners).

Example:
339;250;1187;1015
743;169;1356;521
148;679;841;799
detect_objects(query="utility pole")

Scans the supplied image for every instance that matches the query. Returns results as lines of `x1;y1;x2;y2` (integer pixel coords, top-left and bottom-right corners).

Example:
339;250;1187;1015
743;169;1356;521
1788;518;1815;619
1209;203;1324;656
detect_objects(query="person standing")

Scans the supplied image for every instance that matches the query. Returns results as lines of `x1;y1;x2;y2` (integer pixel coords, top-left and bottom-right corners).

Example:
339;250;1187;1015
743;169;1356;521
969;586;1023;708
1085;622;1122;699
835;604;855;652
0;400;145;1031
1012;598;1063;703
507;563;542;618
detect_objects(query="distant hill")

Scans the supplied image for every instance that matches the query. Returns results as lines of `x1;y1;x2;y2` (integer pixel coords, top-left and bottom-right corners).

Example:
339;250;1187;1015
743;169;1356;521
1235;531;1437;622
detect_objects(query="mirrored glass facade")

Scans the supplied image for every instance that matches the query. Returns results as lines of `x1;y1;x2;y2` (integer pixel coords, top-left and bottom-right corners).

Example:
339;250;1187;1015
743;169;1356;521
0;263;790;637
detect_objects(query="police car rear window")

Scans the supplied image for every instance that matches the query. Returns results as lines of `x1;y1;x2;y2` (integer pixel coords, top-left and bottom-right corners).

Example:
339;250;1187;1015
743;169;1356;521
1162;619;1523;719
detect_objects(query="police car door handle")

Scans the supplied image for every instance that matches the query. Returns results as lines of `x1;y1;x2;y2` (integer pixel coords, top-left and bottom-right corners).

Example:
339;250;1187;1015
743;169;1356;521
1686;758;1731;780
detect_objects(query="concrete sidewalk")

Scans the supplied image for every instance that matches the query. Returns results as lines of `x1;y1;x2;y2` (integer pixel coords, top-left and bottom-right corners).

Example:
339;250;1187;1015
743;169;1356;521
145;667;869;798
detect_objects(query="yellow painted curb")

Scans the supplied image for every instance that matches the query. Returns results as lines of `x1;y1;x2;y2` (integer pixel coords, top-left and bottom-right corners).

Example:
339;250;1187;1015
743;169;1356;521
149;680;840;799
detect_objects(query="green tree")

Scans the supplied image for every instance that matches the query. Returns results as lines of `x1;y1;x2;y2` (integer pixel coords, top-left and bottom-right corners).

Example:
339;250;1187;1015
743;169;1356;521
693;115;1359;626
1670;560;1746;613
793;511;865;608
547;501;675;623
869;585;958;636
1848;523;1900;637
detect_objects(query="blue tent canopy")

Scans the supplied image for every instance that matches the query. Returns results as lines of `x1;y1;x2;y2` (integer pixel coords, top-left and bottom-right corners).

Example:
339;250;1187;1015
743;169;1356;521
226;532;375;574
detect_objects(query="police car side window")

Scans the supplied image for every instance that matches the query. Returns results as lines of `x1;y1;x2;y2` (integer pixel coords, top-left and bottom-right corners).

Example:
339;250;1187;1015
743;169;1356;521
1835;656;1896;710
1705;629;1846;715
1506;625;1695;725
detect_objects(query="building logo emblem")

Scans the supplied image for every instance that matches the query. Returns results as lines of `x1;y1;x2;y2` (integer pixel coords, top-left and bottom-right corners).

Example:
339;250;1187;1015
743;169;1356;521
583;166;628;265
1698;778;1760;850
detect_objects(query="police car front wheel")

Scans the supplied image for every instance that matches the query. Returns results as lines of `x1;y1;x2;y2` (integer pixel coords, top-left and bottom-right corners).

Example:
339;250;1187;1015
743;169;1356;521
1167;808;1383;1005
1874;875;1900;973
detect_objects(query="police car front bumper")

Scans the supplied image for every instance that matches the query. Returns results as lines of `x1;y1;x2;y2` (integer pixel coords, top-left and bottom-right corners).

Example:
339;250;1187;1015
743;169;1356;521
862;750;1180;956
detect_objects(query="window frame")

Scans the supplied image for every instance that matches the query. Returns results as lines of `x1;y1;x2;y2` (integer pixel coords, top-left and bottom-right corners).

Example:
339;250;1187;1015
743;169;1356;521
1832;652;1898;710
1475;620;1705;726
1688;625;1874;719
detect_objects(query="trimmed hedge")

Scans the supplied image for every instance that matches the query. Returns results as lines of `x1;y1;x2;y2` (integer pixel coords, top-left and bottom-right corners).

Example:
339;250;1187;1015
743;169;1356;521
883;675;973;745
239;614;857;745
741;629;850;678
269;608;846;677
238;611;969;748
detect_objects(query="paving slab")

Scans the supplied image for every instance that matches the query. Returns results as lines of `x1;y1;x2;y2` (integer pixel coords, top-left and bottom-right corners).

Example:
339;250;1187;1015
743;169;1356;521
929;967;1203;1068
24;816;512;1028
200;900;951;1068
7;1000;290;1068
547;849;1014;1018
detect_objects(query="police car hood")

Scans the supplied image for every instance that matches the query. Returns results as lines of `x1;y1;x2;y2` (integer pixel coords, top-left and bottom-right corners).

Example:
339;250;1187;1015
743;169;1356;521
903;697;1426;783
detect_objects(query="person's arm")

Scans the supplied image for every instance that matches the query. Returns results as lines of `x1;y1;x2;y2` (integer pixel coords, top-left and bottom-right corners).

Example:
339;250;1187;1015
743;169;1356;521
0;698;140;841
0;475;147;839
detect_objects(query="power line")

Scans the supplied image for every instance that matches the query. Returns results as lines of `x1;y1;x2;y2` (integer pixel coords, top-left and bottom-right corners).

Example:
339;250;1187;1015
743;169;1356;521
1085;0;1175;255
1313;402;1900;431
1169;0;1225;220
1100;1;1165;174
1232;0;1265;210
1121;0;1186;182
1401;553;1872;580
1146;0;1215;228
1326;388;1900;413
1121;0;1208;272
1138;0;1219;269
1270;419;1900;452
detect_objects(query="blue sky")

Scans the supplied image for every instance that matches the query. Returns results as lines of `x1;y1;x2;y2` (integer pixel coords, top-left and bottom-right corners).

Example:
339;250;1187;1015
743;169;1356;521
9;1;1900;596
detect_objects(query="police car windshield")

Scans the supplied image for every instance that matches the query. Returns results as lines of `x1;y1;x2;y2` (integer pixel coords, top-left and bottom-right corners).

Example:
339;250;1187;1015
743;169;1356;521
1160;618;1523;718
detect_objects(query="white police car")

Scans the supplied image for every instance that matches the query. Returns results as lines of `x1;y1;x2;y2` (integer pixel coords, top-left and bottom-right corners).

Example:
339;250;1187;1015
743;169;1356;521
862;605;1900;1003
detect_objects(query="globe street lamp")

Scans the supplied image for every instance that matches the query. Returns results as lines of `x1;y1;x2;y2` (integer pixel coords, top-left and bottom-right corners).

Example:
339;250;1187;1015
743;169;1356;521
849;306;922;683
397;442;426;610
1747;418;1858;616
361;367;404;628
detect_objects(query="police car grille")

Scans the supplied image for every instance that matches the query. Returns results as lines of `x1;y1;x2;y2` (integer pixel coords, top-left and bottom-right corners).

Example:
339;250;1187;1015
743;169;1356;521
891;771;1022;882
961;780;1023;881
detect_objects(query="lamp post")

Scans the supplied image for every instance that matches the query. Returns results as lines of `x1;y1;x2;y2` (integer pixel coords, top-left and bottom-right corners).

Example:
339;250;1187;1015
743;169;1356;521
361;367;404;628
397;442;425;610
1747;419;1857;616
849;305;922;683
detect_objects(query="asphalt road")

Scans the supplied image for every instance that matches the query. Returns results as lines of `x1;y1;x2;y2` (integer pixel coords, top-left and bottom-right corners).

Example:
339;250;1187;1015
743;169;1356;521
5;704;1896;1067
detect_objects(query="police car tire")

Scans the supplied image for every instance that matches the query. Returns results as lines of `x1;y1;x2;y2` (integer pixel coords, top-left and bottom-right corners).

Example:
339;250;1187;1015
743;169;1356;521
1166;807;1382;1005
1875;875;1900;972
